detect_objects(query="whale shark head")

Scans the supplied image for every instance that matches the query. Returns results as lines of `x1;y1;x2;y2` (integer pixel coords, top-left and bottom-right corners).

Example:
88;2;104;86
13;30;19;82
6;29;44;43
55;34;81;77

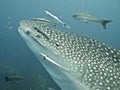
18;19;120;90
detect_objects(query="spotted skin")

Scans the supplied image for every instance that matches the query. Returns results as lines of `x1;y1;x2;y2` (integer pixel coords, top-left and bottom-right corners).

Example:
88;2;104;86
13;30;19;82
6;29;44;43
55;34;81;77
18;20;120;90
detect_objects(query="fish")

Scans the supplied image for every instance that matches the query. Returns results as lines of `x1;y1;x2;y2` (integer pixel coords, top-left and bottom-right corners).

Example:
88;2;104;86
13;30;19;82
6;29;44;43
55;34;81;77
4;75;23;83
18;19;120;90
44;10;70;29
73;12;112;29
32;18;58;26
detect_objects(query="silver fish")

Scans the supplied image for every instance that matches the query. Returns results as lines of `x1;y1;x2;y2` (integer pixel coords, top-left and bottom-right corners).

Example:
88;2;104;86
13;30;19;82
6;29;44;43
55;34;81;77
73;12;112;29
32;18;58;26
18;19;120;90
44;10;65;25
45;10;70;29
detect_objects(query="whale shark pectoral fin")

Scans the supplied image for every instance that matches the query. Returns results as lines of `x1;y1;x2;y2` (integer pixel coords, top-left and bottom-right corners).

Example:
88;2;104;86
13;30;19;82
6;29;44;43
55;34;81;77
39;52;69;71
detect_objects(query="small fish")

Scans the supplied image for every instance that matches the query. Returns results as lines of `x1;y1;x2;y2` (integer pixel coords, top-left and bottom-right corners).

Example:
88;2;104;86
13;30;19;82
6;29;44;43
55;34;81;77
73;12;112;29
44;10;70;29
40;52;69;70
32;18;58;26
4;75;23;83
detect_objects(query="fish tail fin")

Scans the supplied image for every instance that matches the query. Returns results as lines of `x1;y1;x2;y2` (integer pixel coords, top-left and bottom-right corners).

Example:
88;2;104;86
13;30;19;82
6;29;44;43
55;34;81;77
101;20;112;29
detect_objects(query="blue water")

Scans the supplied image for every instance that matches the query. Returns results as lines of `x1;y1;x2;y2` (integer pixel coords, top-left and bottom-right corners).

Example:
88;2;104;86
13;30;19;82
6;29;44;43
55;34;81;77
0;0;120;90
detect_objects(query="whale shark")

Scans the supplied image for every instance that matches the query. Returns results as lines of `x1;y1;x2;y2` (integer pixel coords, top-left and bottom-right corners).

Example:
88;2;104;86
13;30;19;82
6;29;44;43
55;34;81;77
18;19;120;90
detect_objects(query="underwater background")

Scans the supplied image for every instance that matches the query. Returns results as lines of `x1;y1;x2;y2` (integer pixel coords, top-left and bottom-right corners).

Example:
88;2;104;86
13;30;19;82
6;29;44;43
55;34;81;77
0;0;120;90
